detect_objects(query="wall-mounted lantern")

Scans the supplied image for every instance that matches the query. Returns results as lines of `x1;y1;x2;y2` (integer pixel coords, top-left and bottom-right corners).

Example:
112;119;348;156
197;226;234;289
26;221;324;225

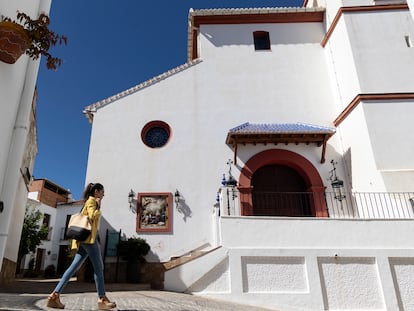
225;159;237;187
128;189;137;213
329;160;345;201
174;189;181;206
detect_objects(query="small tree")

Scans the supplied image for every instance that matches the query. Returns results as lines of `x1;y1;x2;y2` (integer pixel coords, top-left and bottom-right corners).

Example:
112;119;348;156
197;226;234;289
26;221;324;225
16;204;49;274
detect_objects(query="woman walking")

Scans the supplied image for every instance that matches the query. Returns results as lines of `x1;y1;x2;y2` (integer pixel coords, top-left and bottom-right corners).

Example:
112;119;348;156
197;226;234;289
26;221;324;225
47;183;116;310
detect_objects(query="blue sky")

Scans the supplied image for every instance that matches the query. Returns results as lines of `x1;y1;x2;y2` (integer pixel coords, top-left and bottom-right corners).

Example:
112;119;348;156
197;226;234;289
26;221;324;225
34;0;303;199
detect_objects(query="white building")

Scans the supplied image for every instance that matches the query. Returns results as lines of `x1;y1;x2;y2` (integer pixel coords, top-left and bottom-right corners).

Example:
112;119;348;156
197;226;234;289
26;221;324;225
0;0;51;283
24;179;82;277
82;0;414;310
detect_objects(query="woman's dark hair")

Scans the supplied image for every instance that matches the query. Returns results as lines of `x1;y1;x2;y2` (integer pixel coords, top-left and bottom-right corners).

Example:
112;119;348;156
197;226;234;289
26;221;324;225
82;183;104;200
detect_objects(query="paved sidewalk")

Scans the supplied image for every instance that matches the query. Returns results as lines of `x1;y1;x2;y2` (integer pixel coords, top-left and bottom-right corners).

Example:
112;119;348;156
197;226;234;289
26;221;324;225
0;278;278;311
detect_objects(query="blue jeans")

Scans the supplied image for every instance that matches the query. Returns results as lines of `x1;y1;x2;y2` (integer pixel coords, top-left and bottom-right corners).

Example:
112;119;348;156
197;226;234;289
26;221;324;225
53;240;106;298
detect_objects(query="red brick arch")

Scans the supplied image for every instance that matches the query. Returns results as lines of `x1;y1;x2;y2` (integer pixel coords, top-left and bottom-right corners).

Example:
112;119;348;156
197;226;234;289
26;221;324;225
238;149;328;217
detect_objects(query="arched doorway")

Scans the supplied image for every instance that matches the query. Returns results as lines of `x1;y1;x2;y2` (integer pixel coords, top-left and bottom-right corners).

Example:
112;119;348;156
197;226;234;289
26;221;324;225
238;149;328;217
252;164;312;216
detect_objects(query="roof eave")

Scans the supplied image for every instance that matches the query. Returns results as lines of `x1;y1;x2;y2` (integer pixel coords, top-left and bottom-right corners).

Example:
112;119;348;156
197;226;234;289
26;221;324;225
226;131;335;164
226;132;334;145
82;59;203;122
83;109;94;124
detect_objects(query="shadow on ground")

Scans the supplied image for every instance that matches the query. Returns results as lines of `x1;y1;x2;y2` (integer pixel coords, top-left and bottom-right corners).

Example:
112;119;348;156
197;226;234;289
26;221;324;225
0;277;150;294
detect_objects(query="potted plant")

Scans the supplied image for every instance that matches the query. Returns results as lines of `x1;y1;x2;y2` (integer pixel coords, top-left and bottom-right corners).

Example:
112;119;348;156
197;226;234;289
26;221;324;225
117;237;150;283
0;11;67;69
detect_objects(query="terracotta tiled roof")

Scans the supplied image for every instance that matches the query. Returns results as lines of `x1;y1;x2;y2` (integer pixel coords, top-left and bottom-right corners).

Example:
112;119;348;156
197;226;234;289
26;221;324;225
189;6;323;16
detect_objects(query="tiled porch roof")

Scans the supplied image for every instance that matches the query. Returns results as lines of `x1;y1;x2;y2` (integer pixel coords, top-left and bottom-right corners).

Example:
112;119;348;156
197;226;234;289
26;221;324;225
228;122;335;134
226;122;335;164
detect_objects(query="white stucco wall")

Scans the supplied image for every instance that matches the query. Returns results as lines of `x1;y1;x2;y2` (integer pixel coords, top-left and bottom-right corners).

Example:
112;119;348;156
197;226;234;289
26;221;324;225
364;99;414;192
199;22;335;125
323;3;414;193
0;0;51;274
85;20;342;263
409;0;414;21
345;9;414;93
5;180;31;264
165;216;414;310
364;100;414;170
335;104;387;192
324;12;361;111
324;2;414;106
332;97;414;193
86;65;216;262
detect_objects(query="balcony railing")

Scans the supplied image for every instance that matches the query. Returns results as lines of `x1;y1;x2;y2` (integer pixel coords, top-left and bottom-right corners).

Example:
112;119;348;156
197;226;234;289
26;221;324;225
326;192;414;219
236;191;414;219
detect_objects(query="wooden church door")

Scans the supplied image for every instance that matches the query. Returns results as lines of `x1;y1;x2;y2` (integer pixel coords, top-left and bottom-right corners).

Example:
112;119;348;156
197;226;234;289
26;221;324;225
251;164;312;216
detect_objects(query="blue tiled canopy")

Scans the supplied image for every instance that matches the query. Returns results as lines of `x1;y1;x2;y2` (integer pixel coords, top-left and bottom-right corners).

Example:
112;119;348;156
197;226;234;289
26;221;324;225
226;122;336;164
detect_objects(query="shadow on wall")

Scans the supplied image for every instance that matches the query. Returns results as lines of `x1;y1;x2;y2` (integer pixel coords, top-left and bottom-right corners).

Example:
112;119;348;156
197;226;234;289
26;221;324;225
202;23;325;48
175;195;193;222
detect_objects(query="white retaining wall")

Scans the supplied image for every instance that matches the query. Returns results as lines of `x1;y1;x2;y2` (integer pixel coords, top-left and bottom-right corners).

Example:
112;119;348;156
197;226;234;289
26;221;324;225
165;217;414;310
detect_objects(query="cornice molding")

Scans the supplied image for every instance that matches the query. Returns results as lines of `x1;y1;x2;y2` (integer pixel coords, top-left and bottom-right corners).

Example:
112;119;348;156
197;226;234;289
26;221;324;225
321;4;409;47
334;93;414;126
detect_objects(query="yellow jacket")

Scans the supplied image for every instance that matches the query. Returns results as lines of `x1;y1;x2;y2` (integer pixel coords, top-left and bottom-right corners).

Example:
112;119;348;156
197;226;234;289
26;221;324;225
71;196;101;250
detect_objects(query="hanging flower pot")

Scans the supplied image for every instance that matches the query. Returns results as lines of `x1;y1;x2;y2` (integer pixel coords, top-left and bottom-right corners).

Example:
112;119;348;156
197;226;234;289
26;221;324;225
0;21;31;64
0;12;67;70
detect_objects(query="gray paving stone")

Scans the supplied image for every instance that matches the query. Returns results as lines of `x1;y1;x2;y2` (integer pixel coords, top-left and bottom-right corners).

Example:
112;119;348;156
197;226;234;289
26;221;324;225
0;279;278;311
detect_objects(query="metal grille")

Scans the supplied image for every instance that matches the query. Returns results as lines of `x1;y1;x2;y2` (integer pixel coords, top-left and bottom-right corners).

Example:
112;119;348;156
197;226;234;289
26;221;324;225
252;191;312;216
241;191;414;219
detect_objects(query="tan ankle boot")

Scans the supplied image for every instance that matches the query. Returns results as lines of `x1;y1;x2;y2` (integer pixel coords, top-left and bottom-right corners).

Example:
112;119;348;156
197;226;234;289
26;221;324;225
46;292;65;309
98;296;116;310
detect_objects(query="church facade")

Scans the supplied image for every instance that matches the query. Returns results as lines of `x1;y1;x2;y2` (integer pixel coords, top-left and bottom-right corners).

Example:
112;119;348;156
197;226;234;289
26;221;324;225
84;1;414;309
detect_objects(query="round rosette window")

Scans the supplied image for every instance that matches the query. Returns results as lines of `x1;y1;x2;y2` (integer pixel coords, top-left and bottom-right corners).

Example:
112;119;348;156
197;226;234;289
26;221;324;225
141;121;171;148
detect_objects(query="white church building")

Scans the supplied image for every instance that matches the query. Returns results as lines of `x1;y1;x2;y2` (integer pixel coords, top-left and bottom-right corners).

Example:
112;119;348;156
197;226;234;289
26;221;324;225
77;0;414;310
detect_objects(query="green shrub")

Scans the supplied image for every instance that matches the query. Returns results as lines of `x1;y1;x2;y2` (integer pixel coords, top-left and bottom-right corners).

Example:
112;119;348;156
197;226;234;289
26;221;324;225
117;237;150;262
